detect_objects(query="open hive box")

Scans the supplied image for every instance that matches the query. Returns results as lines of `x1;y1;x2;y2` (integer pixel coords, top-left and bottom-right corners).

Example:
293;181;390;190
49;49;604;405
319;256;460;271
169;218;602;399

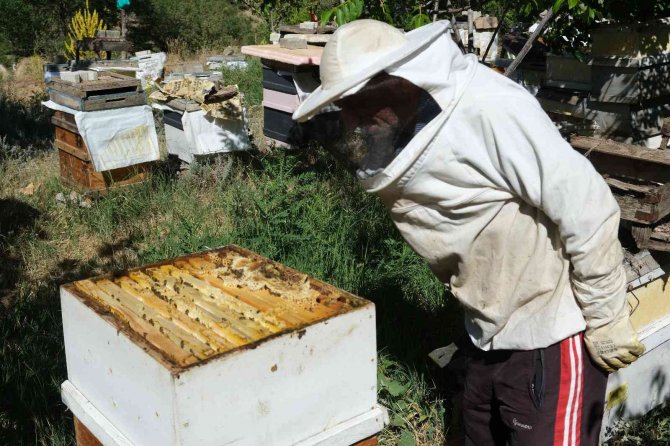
60;246;386;446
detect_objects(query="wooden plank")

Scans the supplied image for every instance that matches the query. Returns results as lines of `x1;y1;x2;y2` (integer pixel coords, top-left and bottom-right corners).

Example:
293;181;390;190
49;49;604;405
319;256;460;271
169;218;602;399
49;74;140;96
57;147;150;192
241;44;323;66
571;136;670;167
74;417;102;446
56;140;91;162
647;183;670;219
52;116;79;134
55;126;86;153
48;79;87;98
604;177;655;194
614;193;657;223
72;415;378;446
637;238;670;252
49;89;84;109
81;92;146;111
580;151;670;184
353;436;379;446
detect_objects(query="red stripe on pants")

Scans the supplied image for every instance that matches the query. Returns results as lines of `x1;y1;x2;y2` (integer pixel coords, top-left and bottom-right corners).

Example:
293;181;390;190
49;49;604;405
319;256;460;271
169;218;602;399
574;334;584;446
554;335;576;446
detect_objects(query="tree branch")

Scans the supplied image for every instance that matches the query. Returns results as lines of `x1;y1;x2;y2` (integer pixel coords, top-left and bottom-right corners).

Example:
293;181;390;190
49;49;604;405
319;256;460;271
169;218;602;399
504;7;556;77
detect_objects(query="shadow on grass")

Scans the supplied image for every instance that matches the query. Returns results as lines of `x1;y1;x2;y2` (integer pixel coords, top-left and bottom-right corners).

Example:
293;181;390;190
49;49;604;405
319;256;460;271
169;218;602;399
0;232;143;445
0;88;52;157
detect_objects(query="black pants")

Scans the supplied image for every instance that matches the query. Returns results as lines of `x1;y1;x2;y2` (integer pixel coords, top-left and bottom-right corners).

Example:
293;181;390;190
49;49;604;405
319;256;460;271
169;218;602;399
463;333;608;446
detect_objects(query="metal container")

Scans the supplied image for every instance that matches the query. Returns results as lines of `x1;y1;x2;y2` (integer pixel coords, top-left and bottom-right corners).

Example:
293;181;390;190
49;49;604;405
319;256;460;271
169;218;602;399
60;246;386;446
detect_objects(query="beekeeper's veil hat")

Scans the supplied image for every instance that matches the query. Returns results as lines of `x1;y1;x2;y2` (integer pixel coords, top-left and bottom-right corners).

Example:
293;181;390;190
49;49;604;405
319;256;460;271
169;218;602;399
292;19;450;123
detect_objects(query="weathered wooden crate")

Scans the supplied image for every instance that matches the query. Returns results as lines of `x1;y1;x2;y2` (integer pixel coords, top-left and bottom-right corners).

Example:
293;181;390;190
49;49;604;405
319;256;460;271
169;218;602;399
60;246;386;446
571;136;670;251
48;72;145;111
52;111;150;192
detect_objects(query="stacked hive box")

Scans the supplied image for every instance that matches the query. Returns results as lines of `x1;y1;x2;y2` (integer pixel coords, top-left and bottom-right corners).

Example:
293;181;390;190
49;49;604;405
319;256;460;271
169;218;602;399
48;72;152;192
52;110;151;192
539;20;670;146
60;245;386;446
262;63;311;145
589;20;670;145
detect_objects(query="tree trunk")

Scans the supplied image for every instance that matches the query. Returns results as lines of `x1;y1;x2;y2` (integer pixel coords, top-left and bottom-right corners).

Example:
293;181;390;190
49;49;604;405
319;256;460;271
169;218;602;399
504;7;556;77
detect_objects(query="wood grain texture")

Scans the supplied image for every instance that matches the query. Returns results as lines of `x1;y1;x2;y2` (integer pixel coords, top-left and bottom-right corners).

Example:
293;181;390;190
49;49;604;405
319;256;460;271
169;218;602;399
572;135;670;166
74;417;102;446
65;246;367;369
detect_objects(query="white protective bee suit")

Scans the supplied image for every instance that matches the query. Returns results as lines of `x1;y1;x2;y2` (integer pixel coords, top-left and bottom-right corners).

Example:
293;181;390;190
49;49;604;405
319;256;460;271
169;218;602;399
293;20;640;367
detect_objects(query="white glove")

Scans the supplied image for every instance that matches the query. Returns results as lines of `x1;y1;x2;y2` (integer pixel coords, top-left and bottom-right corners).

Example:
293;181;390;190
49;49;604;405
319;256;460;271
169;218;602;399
584;307;645;374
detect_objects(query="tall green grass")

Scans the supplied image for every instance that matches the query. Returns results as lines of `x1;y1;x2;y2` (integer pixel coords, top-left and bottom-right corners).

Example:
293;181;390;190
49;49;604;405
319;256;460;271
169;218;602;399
1;146;451;444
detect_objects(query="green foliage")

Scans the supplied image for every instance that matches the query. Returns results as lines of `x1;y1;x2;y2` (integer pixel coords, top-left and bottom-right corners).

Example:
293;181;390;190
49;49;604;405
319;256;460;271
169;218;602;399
320;0;365;26
0;0;115;57
220;58;263;107
128;0;264;51
378;354;446;444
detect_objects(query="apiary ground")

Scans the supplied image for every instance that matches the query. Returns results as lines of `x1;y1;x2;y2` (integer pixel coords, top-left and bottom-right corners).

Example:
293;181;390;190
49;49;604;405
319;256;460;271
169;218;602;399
64;245;366;369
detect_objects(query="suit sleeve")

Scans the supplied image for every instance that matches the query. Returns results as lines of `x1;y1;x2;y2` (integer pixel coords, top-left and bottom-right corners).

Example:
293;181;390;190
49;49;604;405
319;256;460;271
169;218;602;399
472;96;627;330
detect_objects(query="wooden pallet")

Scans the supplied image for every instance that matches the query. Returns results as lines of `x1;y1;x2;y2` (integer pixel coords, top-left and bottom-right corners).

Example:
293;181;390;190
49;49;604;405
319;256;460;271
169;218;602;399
52;111;151;192
48;72;144;111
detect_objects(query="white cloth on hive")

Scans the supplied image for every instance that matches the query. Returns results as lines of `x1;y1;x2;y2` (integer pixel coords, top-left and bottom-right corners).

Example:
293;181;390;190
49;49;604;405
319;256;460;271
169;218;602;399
180;109;250;155
42;100;160;172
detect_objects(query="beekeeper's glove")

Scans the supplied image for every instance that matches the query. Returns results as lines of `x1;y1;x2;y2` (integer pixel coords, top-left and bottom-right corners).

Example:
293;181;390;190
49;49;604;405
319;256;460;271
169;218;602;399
584;306;645;374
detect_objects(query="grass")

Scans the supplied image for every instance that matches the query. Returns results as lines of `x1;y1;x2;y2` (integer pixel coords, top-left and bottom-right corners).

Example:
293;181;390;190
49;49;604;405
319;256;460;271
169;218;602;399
1;59;669;446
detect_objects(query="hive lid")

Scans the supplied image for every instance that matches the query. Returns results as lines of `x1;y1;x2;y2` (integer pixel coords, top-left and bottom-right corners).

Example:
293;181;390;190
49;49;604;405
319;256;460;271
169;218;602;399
62;245;371;370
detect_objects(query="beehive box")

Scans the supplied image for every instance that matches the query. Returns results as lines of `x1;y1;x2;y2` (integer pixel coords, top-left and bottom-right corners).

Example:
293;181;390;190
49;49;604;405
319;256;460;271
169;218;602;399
52;111;151;192
601;273;670;441
60;246;385;446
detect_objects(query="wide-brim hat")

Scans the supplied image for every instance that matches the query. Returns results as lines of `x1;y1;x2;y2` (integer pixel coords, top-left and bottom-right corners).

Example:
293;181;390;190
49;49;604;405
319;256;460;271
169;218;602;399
292;20;450;123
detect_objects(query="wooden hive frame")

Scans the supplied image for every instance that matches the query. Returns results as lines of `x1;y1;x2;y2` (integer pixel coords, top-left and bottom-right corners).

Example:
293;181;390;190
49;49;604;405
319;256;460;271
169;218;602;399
63;245;368;371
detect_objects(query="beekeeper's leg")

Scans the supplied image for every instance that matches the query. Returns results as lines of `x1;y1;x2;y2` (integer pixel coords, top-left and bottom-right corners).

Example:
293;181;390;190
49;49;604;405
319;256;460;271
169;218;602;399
463;350;509;446
496;333;608;446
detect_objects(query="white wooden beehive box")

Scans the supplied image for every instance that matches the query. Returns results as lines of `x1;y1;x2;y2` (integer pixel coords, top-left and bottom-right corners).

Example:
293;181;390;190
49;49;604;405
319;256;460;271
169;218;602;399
60;245;386;446
601;272;670;441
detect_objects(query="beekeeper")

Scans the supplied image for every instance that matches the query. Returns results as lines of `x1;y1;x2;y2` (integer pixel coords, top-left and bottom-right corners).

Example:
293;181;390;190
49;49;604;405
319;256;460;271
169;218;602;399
293;19;645;446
